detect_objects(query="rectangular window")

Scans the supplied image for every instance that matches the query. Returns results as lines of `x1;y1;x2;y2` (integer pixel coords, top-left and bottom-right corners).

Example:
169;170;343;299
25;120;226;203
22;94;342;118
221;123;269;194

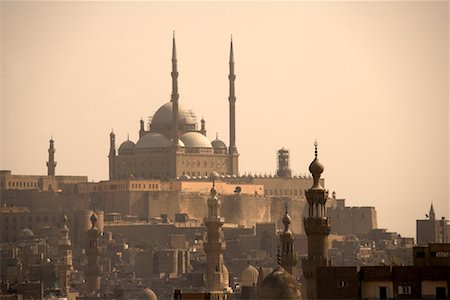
398;285;411;295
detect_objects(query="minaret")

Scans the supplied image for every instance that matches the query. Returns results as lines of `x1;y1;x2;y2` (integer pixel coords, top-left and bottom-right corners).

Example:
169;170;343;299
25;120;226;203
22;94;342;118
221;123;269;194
171;32;180;147
200;117;207;136
280;205;297;275
108;130;116;180
302;142;332;300
429;203;436;220
85;212;101;295
58;215;72;295
139;118;145;138
228;37;239;175
47;138;57;176
204;181;228;294
276;148;292;178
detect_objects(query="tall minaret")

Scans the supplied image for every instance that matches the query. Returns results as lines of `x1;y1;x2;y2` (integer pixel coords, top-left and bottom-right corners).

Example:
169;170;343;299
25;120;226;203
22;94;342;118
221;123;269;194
171;32;180;147
85;212;101;295
204;181;228;294
302;142;332;300
228;37;239;175
108;130;116;180
58;215;72;295
280;205;297;275
47;138;57;176
139;118;145;138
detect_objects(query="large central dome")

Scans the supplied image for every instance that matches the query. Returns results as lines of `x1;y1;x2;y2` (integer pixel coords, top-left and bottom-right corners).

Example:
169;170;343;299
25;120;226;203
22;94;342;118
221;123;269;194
151;102;197;126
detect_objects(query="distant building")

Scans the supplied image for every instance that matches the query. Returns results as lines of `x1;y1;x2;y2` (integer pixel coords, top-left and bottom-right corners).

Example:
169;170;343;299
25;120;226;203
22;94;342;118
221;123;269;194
327;194;377;236
416;203;449;245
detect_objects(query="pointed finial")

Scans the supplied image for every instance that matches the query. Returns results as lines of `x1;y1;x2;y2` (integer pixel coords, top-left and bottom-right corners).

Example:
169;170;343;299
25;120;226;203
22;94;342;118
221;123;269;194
231;34;233;42
127;133;130;141
216;132;218;139
314;140;318;158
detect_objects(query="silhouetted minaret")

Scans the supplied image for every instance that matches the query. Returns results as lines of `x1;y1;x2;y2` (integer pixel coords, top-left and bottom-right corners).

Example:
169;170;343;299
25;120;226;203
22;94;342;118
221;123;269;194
280;205;297;275
204;181;228;294
228;37;239;176
200;117;207;136
58;215;72;295
302;142;332;300
108;130;116;180
171;32;180;147
86;213;101;295
47;138;57;176
139;118;145;138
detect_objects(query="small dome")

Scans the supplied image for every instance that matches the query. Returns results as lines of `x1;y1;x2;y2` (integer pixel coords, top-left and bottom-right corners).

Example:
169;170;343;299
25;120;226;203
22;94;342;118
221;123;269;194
151;102;196;126
119;140;135;151
212;139;227;149
139;288;158;300
17;228;34;241
242;264;259;287
209;171;220;180
283;213;292;227
259;266;301;299
180;132;212;148
136;133;171;148
180;175;190;181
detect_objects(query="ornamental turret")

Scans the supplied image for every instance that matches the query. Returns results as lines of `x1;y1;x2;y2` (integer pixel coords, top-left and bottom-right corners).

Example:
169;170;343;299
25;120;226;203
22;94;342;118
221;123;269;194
58;215;72;295
204;181;229;295
302;141;332;300
85;212;101;295
280;205;297;275
47;138;57;176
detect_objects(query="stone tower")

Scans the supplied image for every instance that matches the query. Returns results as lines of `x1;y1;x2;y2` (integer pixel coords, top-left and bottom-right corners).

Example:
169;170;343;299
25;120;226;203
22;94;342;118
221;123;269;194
204;181;229;296
85;212;101;295
280;206;297;275
171;32;180;148
47;138;57;176
228;37;239;175
58;215;72;295
276;148;292;178
108;131;116;180
302;142;332;299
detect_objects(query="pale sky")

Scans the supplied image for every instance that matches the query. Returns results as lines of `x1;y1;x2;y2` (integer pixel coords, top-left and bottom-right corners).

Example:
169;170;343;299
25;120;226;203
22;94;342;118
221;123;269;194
1;1;448;238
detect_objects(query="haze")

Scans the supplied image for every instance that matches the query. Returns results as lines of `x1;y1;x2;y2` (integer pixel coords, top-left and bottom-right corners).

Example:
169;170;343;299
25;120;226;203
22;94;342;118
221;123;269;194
1;1;448;238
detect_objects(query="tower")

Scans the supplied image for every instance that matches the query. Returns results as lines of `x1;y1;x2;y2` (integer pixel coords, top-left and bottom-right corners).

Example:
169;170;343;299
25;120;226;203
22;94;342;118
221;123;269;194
204;181;229;296
108;130;116;180
228;37;239;175
276;148;292;178
47;138;57;176
85;213;101;295
58;215;72;295
302;142;332;299
280;206;297;275
139;118;145;138
429;203;436;220
171;32;180;148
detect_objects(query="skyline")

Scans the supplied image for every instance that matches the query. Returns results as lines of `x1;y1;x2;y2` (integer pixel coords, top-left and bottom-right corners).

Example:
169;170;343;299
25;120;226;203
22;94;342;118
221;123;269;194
1;1;448;238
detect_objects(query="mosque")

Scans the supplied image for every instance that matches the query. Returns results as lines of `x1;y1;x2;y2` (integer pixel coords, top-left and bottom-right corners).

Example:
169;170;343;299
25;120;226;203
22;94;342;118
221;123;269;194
108;35;239;181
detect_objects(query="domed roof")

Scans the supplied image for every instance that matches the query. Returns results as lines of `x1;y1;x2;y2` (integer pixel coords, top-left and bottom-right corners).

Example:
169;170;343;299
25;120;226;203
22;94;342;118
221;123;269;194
139;288;158;300
180;132;212;148
212;138;227;149
119;140;135;151
169;138;185;147
259;266;301;300
17;228;34;241
242;264;259;287
151;102;196;126
136;133;171;148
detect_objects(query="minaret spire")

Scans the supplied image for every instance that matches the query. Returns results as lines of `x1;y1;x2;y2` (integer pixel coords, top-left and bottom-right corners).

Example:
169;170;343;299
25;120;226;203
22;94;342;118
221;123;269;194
108;130;116;180
429;203;436;220
228;36;239;176
47;138;57;176
171;32;180;146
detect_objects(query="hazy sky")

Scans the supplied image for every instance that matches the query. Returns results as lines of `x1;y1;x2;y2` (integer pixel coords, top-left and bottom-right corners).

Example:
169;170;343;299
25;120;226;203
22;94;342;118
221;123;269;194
1;1;448;238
